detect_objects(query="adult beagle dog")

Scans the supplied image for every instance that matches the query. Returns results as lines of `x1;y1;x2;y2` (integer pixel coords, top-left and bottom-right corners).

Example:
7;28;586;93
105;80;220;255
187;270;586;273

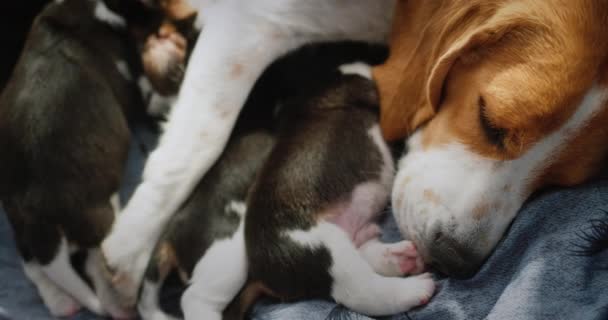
376;0;608;278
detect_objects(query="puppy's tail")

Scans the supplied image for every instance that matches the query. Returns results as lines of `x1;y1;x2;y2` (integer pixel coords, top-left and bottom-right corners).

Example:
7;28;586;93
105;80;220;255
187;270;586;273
223;281;275;320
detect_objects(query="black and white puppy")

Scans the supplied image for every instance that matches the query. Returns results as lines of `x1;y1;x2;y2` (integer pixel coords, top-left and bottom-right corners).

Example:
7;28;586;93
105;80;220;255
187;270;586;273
180;43;435;320
136;20;273;319
0;0;156;317
244;44;435;317
137;116;275;320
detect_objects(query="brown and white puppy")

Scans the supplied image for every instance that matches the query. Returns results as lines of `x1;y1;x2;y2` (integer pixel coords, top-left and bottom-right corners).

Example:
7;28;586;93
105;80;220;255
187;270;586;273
180;42;434;320
0;0;155;317
375;0;608;278
138;114;275;320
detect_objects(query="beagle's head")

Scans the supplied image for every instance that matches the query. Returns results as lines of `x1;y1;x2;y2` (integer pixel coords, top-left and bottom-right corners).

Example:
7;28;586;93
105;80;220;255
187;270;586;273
377;0;608;278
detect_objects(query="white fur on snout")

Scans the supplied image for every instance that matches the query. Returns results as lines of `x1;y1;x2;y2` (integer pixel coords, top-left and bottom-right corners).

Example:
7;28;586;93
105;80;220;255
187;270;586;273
393;85;608;254
339;62;372;79
94;1;126;28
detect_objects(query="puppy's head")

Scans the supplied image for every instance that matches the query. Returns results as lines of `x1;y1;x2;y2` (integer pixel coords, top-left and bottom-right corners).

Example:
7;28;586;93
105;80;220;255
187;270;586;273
379;1;608;277
137;0;199;95
100;0;198;95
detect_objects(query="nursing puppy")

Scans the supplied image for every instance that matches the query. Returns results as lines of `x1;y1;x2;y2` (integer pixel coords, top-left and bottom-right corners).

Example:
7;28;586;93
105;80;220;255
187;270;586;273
138;120;275;320
101;3;400;311
0;0;154;317
181;42;434;320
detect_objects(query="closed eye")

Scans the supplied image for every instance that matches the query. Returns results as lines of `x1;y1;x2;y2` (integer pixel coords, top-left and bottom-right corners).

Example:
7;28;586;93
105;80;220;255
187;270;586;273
479;97;506;148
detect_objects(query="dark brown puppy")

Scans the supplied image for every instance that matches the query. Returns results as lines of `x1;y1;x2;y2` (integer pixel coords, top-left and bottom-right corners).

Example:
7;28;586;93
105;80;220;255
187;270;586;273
0;0;155;317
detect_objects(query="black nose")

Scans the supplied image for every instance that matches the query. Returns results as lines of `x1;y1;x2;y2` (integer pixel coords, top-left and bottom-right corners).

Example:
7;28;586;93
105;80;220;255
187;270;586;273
426;230;486;279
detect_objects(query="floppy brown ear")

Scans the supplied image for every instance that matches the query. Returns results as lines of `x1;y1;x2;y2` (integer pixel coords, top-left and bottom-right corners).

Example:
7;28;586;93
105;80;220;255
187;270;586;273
376;0;534;141
426;17;524;110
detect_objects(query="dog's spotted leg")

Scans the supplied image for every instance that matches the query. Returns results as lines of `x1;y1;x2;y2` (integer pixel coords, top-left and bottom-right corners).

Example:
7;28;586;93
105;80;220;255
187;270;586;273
101;6;299;302
290;222;435;315
181;222;247;320
359;239;425;277
40;238;106;315
22;262;81;317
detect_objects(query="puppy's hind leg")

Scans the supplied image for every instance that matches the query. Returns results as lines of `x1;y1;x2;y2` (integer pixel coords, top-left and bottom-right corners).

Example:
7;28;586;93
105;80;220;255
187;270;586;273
22;262;81;317
181;223;247;320
40;238;106;316
139;280;179;320
138;243;180;320
289;222;435;316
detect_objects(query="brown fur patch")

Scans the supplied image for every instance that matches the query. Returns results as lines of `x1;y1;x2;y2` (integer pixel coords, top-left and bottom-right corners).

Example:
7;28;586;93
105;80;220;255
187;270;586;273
225;281;278;320
423;189;441;205
231;63;244;78
472;203;489;220
156;241;178;279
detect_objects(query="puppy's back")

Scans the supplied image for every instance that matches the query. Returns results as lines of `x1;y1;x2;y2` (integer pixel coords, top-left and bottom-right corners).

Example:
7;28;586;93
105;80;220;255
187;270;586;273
0;0;138;248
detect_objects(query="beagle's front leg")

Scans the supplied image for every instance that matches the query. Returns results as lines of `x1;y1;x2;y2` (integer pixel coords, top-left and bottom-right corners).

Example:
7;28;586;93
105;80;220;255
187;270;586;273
101;9;297;302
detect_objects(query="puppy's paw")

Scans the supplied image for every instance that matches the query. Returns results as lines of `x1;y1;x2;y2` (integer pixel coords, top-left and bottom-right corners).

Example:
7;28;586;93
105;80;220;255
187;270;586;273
101;232;152;306
385;240;425;275
398;273;436;309
45;292;81;318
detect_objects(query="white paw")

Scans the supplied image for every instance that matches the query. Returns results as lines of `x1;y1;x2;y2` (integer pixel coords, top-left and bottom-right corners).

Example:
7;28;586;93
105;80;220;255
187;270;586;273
384;240;425;276
101;231;152;306
399;273;436;309
44;291;82;318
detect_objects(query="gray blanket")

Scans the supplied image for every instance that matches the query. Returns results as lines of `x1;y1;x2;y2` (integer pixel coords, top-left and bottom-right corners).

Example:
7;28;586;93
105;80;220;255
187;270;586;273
1;125;607;320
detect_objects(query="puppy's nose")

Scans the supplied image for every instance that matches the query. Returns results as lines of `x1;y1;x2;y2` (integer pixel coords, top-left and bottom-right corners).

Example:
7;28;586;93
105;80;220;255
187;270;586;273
426;229;485;279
